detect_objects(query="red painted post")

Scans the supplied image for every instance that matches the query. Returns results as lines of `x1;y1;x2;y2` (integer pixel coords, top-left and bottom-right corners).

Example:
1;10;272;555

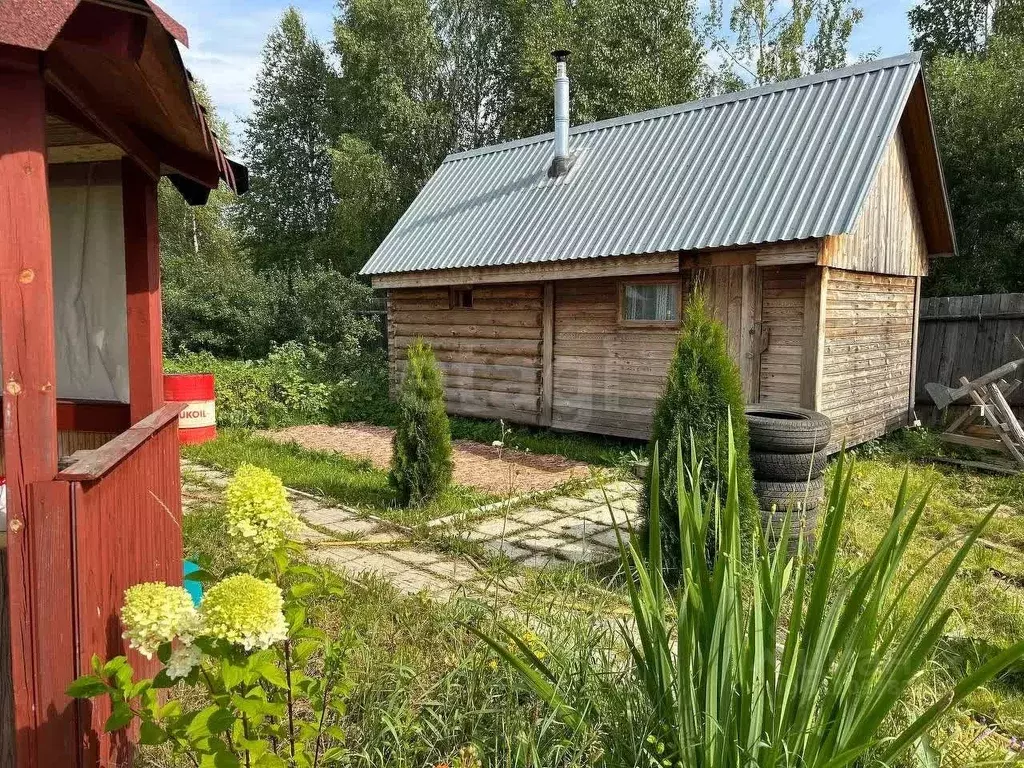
123;157;164;425
0;49;61;768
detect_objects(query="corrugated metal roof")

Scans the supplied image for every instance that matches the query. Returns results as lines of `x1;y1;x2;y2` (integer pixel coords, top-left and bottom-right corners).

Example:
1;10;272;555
362;53;926;276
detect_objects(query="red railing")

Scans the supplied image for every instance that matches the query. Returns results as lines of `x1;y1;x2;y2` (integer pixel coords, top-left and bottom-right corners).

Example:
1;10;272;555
49;403;182;767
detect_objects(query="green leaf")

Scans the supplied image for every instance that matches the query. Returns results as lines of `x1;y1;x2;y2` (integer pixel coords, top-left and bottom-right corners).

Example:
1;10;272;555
152;670;175;689
289;581;318;599
104;702;133;732
157;642;173;664
221;658;246;690
185;568;218;584
66;675;109;699
139;720;167;745
255;659;288;689
187;705;235;739
254;755;287;768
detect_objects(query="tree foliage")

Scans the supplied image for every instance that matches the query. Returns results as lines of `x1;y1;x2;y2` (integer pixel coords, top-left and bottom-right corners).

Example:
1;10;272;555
644;293;758;583
707;0;864;88
236;8;336;281
390;341;453;507
910;0;1024;58
924;34;1024;295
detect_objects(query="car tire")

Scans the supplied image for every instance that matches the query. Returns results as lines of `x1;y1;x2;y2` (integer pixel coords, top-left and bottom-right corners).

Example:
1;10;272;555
745;405;833;454
753;477;825;512
750;450;829;481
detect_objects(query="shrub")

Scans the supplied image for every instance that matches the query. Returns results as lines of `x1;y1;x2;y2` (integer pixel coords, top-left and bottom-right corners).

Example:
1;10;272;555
479;432;1024;768
390;340;453;507
166;342;339;428
644;291;756;579
67;466;354;766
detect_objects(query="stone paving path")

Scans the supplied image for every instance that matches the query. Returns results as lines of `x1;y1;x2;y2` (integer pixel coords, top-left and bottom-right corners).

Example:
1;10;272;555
181;459;638;601
434;482;638;567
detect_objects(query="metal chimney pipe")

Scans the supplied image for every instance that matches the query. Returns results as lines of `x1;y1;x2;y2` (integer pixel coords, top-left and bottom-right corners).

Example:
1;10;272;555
550;49;572;177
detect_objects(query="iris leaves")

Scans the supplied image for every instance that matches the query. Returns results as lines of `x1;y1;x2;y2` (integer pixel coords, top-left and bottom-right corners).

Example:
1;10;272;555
477;423;1024;767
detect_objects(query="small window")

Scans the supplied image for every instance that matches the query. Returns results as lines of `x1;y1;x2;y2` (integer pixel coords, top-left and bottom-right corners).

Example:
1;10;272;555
621;281;679;324
450;287;473;309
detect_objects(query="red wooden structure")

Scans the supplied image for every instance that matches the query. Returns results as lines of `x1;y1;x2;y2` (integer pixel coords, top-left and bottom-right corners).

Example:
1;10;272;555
0;3;246;765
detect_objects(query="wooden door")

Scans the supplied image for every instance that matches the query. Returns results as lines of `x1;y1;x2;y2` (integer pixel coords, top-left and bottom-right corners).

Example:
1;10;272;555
696;265;764;403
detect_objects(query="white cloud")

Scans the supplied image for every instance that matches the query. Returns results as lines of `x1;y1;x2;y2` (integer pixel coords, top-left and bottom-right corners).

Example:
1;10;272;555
160;0;335;143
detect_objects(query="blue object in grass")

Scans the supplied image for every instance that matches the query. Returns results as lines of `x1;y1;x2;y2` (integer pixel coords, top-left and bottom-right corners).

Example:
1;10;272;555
183;560;204;607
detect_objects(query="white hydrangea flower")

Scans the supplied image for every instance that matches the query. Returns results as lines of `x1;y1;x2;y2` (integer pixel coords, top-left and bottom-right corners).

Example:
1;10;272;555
166;644;203;680
224;464;300;567
199;574;288;651
121;582;199;660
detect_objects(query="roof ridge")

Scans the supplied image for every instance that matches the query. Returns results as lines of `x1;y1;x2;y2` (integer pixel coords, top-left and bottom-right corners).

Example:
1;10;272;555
445;51;922;163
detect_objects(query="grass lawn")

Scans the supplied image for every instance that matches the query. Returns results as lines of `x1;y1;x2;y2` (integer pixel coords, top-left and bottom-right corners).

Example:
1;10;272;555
182;422;1024;762
183;428;497;527
831;434;1024;747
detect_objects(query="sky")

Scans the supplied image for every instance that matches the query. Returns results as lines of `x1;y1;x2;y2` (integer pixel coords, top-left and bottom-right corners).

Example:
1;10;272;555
159;0;920;143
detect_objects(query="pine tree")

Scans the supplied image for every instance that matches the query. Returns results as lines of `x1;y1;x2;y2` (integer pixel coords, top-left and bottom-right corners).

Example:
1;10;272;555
237;8;336;284
643;292;757;583
390;341;453;507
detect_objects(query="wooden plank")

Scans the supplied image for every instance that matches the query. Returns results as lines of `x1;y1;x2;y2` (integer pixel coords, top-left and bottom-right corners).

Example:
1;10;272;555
372;252;679;288
57;403;180;481
965;380;1024;467
801;267;826;409
123;157;164;424
27;482;77;768
988;383;1024;458
0;60;59;768
540;282;554;427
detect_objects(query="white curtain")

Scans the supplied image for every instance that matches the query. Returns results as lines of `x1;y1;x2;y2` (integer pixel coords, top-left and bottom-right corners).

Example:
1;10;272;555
49;170;129;403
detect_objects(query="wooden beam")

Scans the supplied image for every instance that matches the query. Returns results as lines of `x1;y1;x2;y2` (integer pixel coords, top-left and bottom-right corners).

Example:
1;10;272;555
57;1;148;61
47;142;123;164
540;282;554;426
373;253;680;289
123;157;165;423
801;267;828;410
908;276;922;423
44;51;160;178
0;60;61;768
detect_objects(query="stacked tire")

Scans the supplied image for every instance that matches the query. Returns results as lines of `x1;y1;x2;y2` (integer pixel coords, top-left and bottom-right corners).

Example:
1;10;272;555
745;405;832;555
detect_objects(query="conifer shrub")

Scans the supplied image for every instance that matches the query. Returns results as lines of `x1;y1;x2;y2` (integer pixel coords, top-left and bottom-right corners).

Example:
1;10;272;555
644;291;757;580
390;339;453;507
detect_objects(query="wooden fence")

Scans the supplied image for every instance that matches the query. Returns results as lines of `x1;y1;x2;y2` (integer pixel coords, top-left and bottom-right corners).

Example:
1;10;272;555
916;293;1024;416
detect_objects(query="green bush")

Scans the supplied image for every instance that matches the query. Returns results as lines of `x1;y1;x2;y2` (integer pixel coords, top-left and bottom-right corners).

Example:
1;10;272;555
644;291;757;579
389;340;453;507
166;342;337;428
480;433;1024;768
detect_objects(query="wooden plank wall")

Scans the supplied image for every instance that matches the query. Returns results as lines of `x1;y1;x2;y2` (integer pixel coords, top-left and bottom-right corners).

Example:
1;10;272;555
699;266;762;401
388;285;544;424
70;415;183;767
759;266;808;405
550;276;680;440
821;270;917;448
825;134;930;277
915;293;1024;416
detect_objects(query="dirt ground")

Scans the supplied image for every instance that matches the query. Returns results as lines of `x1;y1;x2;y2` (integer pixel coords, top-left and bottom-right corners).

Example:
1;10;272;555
259;423;593;495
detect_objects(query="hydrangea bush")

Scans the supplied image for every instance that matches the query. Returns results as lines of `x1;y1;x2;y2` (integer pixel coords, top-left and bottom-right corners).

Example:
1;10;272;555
67;465;353;768
224;463;300;566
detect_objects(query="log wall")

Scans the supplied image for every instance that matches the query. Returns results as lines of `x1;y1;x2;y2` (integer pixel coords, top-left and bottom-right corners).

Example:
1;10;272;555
821;270;917;448
550;276;682;440
388;285;544;424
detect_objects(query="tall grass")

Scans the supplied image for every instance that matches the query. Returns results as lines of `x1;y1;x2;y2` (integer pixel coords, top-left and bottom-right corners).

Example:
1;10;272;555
477;425;1024;767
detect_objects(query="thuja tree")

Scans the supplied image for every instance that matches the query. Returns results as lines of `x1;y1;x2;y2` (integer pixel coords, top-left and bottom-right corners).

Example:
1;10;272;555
644;291;757;581
390;339;453;506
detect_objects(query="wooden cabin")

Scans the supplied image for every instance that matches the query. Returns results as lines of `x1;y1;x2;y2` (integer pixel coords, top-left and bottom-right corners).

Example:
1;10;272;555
0;3;246;766
362;53;956;450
